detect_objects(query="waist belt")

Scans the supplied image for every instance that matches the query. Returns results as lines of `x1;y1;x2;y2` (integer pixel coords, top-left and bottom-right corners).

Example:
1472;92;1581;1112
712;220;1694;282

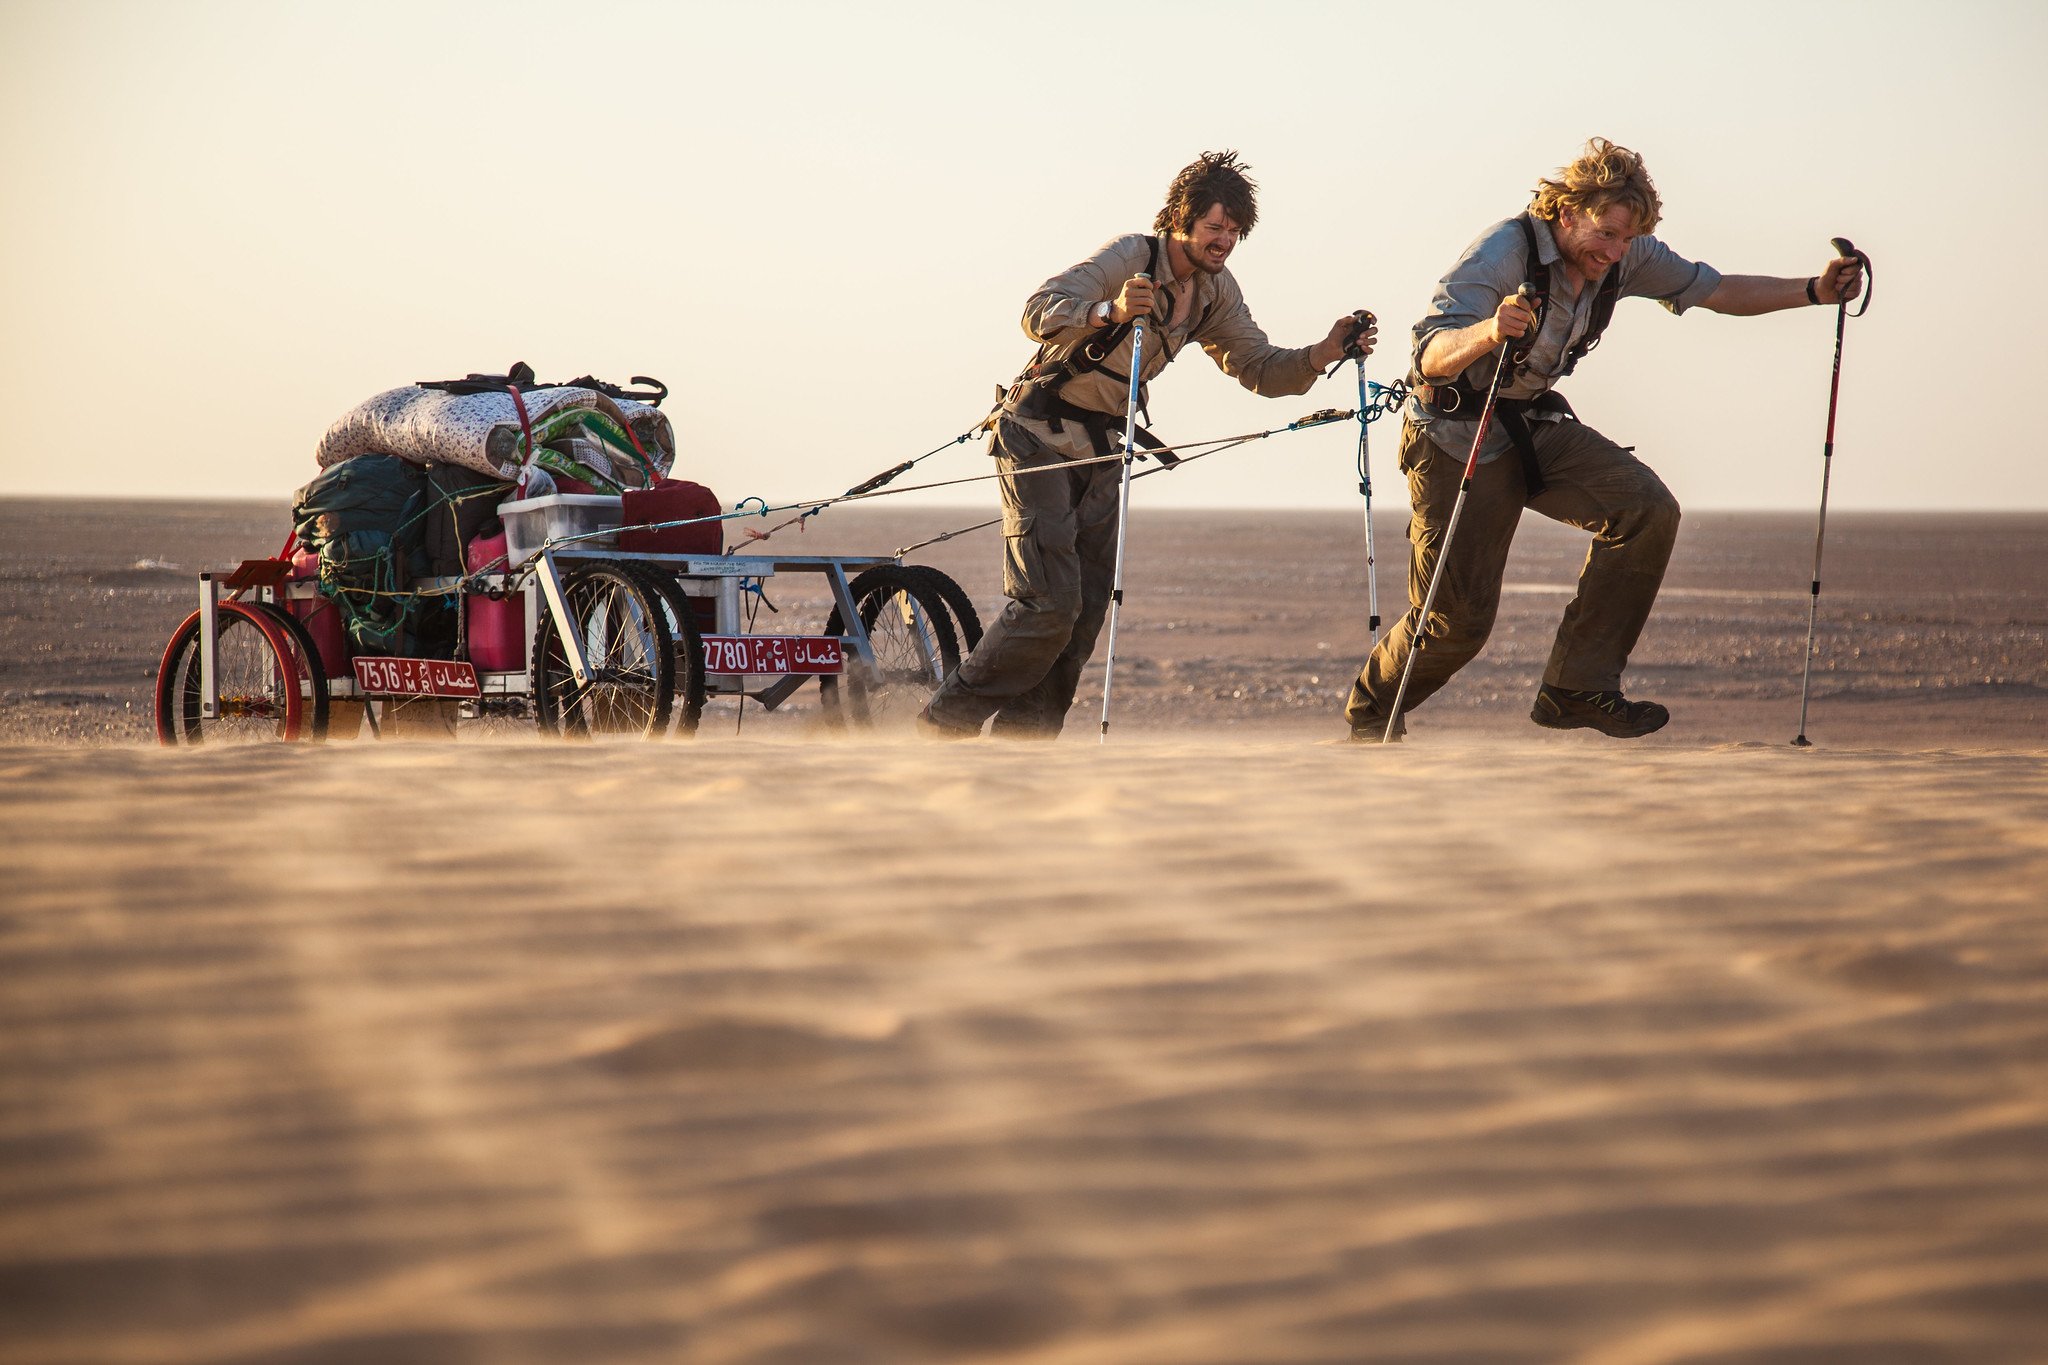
1413;382;1574;498
1008;384;1178;465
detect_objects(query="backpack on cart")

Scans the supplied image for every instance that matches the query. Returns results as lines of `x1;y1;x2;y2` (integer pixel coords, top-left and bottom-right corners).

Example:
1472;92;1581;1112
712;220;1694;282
291;455;453;657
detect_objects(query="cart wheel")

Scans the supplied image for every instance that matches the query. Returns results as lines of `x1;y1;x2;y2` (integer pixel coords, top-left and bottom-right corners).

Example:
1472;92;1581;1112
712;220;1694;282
250;600;332;741
818;565;961;729
532;559;675;740
618;564;708;737
153;600;310;745
899;565;983;650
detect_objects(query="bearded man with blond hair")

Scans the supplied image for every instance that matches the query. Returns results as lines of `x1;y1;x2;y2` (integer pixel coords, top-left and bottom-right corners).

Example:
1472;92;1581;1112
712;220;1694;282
1344;137;1864;742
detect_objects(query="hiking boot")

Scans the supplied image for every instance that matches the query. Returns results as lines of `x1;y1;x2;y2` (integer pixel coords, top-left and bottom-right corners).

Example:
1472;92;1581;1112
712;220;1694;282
1348;712;1406;744
1530;684;1669;738
915;705;980;741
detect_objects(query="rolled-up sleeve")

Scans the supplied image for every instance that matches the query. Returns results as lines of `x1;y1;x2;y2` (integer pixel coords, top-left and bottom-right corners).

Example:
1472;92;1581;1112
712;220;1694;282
1193;276;1320;398
1624;236;1721;315
1411;220;1524;376
1022;235;1147;346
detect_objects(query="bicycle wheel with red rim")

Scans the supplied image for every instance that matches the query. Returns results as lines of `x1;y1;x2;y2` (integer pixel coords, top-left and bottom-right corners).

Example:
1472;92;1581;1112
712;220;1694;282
153;600;309;745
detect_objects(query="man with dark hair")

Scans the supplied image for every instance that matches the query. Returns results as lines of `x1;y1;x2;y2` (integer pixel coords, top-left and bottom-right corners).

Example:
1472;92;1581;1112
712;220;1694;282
920;150;1372;739
1344;137;1864;742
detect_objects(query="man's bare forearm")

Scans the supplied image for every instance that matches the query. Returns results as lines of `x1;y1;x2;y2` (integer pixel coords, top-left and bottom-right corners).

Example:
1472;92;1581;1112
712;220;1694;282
1418;321;1506;382
1701;275;1810;317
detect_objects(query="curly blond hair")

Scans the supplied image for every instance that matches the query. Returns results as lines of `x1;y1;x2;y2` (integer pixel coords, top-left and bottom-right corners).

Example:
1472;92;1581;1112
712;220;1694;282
1529;138;1662;232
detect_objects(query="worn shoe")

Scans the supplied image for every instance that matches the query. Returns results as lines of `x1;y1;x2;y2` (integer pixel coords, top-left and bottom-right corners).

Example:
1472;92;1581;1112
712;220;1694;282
1530;684;1669;738
915;705;981;741
1347;712;1407;744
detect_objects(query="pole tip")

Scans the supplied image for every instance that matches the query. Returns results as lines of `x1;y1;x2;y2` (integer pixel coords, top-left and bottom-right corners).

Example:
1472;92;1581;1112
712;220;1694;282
1791;735;1813;748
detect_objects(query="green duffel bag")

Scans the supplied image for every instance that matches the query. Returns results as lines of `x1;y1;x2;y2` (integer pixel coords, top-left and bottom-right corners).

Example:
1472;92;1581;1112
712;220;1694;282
291;456;451;657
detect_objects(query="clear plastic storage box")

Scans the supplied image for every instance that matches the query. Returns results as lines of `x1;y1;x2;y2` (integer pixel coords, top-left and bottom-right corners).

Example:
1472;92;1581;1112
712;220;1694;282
499;494;623;565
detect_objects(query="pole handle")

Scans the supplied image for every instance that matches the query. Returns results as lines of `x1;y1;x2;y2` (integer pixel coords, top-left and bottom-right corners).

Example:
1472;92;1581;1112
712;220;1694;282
1826;238;1873;316
1341;308;1376;361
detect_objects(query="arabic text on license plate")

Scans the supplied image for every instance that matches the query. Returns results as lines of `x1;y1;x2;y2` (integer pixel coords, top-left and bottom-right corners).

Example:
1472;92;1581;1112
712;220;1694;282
700;635;843;675
353;657;482;697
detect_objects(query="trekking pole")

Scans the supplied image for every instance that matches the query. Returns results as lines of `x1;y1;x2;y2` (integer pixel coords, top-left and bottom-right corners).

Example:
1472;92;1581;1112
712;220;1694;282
1382;284;1534;744
1792;237;1873;748
1349;310;1381;641
1098;276;1150;744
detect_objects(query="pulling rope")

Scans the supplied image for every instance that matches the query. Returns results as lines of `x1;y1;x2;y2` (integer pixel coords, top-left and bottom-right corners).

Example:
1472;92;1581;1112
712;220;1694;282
556;406;1364;557
729;421;996;553
897;387;1409;558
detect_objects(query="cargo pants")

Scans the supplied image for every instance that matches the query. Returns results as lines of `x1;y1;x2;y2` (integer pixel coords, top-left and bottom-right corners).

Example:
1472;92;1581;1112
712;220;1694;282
922;416;1121;738
1346;416;1681;727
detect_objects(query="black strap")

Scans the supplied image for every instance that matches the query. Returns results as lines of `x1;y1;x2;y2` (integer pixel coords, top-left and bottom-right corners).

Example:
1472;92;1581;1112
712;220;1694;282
416;362;668;407
1008;386;1178;465
1412;388;1574;497
1494;401;1547;498
1510;213;1621;379
1020;235;1165;400
1841;244;1874;318
418;361;540;395
1513;214;1552;378
561;374;668;407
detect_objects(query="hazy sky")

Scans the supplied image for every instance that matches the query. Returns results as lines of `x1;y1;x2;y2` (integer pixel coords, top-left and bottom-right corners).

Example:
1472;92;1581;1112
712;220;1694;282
2;0;2043;514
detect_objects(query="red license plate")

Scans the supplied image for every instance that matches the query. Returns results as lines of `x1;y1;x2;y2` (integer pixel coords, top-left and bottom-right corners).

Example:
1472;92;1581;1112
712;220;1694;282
700;635;843;675
353;657;483;697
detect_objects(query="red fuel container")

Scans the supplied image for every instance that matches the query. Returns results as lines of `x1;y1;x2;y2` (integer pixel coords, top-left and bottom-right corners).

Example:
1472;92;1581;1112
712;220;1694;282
463;530;526;673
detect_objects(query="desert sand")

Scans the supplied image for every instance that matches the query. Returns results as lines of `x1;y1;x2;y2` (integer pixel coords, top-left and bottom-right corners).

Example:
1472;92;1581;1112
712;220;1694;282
1;497;2046;1363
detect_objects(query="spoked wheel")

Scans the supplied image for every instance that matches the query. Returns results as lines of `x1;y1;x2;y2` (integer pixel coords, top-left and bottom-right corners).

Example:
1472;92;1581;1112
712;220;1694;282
154;599;316;745
619;564;709;737
818;565;961;729
532;559;675;740
250;600;332;740
898;564;982;650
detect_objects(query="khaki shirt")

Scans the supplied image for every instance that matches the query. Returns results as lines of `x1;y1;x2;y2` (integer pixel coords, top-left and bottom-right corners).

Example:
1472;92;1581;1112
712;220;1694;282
1007;233;1322;461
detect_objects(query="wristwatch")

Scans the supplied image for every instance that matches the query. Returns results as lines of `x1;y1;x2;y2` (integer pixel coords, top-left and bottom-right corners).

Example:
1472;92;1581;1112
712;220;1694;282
1094;300;1114;327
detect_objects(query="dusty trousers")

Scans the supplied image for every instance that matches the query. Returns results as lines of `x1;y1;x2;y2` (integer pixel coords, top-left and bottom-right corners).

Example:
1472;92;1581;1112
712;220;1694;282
1346;417;1681;728
922;417;1123;737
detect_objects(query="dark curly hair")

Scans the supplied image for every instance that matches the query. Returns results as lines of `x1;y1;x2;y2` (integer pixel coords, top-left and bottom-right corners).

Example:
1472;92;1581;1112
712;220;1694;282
1153;150;1259;239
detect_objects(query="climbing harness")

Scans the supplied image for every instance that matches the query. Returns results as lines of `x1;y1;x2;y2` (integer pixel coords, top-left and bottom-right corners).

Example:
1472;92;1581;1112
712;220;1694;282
1409;213;1622;498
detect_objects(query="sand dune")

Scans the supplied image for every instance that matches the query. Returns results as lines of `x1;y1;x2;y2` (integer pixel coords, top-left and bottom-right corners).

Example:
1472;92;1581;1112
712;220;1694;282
2;498;2046;1360
3;734;2046;1364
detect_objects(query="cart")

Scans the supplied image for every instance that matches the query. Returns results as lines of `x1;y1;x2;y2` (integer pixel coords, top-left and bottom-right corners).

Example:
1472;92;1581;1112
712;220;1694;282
153;491;981;744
